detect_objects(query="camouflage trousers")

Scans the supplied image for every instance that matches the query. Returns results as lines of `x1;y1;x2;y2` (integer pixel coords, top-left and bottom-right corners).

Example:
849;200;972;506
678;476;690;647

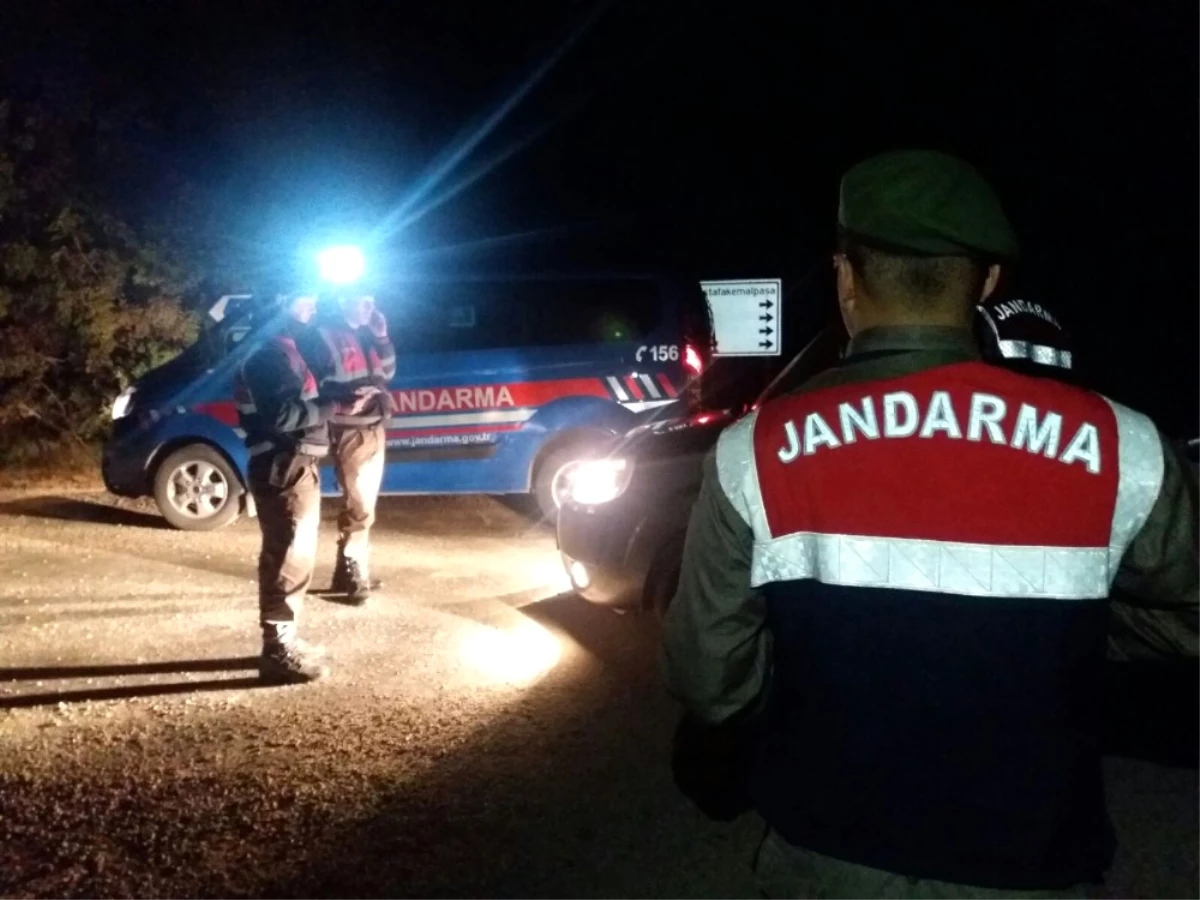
249;450;322;633
754;829;1091;899
331;423;385;567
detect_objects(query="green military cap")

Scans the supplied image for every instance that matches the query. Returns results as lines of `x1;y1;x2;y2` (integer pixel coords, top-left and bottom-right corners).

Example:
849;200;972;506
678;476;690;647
838;150;1019;260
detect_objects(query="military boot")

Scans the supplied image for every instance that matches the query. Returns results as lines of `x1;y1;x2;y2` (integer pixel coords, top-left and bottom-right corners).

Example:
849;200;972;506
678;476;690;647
331;546;375;606
260;623;328;685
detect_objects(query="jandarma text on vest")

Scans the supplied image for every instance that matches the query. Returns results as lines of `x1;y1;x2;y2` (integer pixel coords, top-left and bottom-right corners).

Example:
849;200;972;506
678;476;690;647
776;391;1102;473
989;298;1062;328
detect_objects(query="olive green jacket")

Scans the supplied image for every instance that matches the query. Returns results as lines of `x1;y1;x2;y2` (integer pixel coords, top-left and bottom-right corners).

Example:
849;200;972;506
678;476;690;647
662;325;1199;724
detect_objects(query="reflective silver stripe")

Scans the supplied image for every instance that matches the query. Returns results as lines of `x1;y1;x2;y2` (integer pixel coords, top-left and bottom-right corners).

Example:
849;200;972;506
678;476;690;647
607;376;630;401
372;349;396;378
236;402;256;414
996;339;1073;370
389;408;535;429
639;374;661;399
1105;397;1165;577
247;441;273;457
714;411;771;538
749;532;1110;600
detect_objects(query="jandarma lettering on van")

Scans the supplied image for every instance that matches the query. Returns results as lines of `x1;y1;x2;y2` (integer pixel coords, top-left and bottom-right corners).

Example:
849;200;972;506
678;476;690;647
776;392;1102;473
394;385;515;413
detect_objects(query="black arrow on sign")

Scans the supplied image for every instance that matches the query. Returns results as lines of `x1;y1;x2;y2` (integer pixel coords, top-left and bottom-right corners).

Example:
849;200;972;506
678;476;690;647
759;300;773;310
759;313;774;323
759;327;773;336
759;340;773;349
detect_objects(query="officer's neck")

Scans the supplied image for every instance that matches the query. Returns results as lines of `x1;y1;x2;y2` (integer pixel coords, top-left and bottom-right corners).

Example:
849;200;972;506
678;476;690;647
852;305;973;334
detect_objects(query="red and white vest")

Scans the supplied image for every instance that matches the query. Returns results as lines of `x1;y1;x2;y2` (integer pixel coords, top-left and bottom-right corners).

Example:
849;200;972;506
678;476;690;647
717;360;1164;889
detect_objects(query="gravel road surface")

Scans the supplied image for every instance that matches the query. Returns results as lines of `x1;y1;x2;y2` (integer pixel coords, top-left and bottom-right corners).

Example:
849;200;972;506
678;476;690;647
0;491;1195;898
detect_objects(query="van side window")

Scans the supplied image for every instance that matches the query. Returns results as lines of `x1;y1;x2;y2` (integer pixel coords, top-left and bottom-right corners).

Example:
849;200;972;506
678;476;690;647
520;280;662;346
384;284;531;353
380;278;663;353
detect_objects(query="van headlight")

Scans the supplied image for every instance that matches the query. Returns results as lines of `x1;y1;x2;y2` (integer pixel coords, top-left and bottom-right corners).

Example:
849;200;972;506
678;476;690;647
566;458;632;505
111;386;136;420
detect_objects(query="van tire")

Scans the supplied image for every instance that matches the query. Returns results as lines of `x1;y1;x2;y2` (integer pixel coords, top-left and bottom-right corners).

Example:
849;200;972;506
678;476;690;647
532;445;591;524
153;444;243;531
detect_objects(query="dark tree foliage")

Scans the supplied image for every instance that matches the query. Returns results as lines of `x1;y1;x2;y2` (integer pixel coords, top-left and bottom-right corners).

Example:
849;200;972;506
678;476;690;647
0;95;202;458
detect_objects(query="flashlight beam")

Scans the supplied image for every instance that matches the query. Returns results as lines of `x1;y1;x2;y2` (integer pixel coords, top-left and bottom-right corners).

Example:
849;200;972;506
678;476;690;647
370;1;611;243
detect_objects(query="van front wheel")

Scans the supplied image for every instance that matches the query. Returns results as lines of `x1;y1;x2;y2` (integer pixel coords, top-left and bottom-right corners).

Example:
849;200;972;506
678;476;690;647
153;445;243;531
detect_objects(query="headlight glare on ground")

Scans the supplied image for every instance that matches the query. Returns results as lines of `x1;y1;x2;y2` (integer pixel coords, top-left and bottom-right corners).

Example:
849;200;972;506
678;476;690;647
460;621;561;685
566;458;631;505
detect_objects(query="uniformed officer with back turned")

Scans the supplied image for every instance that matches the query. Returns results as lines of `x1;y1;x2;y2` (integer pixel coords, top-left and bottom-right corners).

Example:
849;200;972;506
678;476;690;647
662;149;1199;898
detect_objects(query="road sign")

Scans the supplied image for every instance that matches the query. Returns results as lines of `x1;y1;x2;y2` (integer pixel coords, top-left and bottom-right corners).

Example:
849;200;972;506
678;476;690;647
700;279;783;357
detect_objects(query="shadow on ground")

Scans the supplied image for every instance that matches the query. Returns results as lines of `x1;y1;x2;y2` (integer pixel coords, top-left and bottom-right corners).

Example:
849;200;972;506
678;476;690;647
0;496;167;529
0;657;264;708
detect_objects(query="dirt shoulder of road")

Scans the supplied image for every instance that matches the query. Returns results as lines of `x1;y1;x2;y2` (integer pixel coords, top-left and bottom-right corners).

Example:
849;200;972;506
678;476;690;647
0;445;105;494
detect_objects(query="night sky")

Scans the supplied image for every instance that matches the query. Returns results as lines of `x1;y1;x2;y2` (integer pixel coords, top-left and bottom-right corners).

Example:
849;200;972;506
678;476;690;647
2;0;1197;434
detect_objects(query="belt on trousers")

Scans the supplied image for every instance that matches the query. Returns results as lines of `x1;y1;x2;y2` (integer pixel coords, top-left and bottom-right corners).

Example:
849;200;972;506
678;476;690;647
248;439;329;459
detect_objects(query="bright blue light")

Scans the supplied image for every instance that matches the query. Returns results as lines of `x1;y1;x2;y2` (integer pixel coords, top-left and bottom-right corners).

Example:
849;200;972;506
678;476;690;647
317;246;366;284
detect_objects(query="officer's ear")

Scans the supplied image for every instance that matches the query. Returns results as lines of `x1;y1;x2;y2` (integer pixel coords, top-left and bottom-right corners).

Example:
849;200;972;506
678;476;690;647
980;264;1003;303
834;252;860;322
834;252;853;303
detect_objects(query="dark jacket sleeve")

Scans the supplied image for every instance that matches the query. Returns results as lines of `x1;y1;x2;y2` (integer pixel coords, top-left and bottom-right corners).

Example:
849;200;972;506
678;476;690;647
242;344;330;435
1109;434;1199;659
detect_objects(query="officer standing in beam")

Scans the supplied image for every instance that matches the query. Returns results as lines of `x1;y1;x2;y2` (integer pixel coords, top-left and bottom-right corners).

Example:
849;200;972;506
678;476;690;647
235;293;338;684
304;287;396;605
662;150;1198;898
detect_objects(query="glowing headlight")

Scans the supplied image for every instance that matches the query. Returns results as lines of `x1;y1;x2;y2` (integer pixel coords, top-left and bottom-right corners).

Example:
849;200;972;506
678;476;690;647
317;245;366;284
567;458;631;505
111;386;136;420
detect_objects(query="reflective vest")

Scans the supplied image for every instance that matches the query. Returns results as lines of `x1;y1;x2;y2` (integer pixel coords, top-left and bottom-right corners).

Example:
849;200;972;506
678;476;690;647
315;325;395;426
717;360;1163;889
235;335;329;458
